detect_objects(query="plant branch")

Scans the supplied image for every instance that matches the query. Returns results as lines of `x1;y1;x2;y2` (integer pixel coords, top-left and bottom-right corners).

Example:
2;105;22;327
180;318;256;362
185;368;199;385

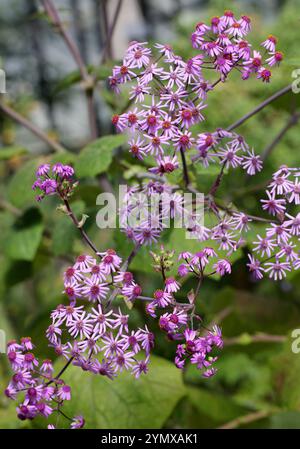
180;148;190;188
0;100;65;153
42;0;98;139
63;198;99;254
219;409;274;429
100;0;123;63
224;332;287;346
262;111;300;161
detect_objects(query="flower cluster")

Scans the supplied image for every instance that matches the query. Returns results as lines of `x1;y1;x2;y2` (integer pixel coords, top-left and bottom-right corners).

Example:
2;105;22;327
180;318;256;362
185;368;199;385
109;10;282;177
144;249;223;377
5;338;84;428
32;163;76;202
48;252;153;379
119;179;251;264
192;128;263;174
248;166;300;280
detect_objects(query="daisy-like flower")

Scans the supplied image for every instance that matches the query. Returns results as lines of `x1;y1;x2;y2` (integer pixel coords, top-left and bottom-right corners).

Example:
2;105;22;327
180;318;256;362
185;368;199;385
132;357;150;378
101;333;124;357
202;367;218;378
21;337;34;351
261;190;286;216
11;370;32;388
112;64;136;83
122;282;142;301
264;260;291;280
70;415;85;429
160;87;187;111
253;235;276;257
139;326;155;354
57;385;71;401
120;330;143;353
261;35;277;52
23;352;39;371
230;212;252;232
129;136;147;160
266;223;290;243
268;173;293;195
129;82;151;103
164;277;180;293
153;289;173;308
218;144;242;169
113;308;129;333
160;65;185;89
68;312;93;339
277;243;298;262
288;179;300;204
173;130;194;152
63;266;83;284
81;278;109;303
113;351;135;373
242;149;263;175
46;323;62;344
244;50;262;72
149;155;179;176
63;280;82;301
257;67;272;83
247;254;264;280
90;304;114;335
40;359;54;373
284;213;300;235
73;255;96;272
36;164;50;176
266;51;283;67
94;359;116;380
214;259;231;276
111;113;127;132
134;226;161;246
90;263;107;282
99;249;122;274
124;44;151;69
144;133;169;156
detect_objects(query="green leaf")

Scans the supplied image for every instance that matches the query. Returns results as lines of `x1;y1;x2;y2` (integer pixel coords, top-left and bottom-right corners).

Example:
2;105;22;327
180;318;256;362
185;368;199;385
8;159;40;208
53;65;112;95
187;386;247;423
75;135;126;178
4;208;44;261
54;355;186;429
0;146;28;160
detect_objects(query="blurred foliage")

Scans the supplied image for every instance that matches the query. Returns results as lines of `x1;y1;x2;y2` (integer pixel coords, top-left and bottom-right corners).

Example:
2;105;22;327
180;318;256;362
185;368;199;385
0;0;300;430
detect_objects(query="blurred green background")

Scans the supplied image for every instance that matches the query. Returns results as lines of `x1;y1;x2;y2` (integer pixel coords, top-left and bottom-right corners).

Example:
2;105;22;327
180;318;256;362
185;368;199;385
0;0;300;429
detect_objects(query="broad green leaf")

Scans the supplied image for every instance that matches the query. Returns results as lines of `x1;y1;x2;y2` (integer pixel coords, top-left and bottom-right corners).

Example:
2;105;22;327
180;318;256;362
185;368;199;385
0;146;28;160
75;135;126;178
4;208;44;261
54;354;186;429
8;159;40;208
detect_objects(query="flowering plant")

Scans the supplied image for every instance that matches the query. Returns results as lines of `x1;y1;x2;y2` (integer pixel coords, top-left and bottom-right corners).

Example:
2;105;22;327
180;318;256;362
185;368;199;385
1;3;299;430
